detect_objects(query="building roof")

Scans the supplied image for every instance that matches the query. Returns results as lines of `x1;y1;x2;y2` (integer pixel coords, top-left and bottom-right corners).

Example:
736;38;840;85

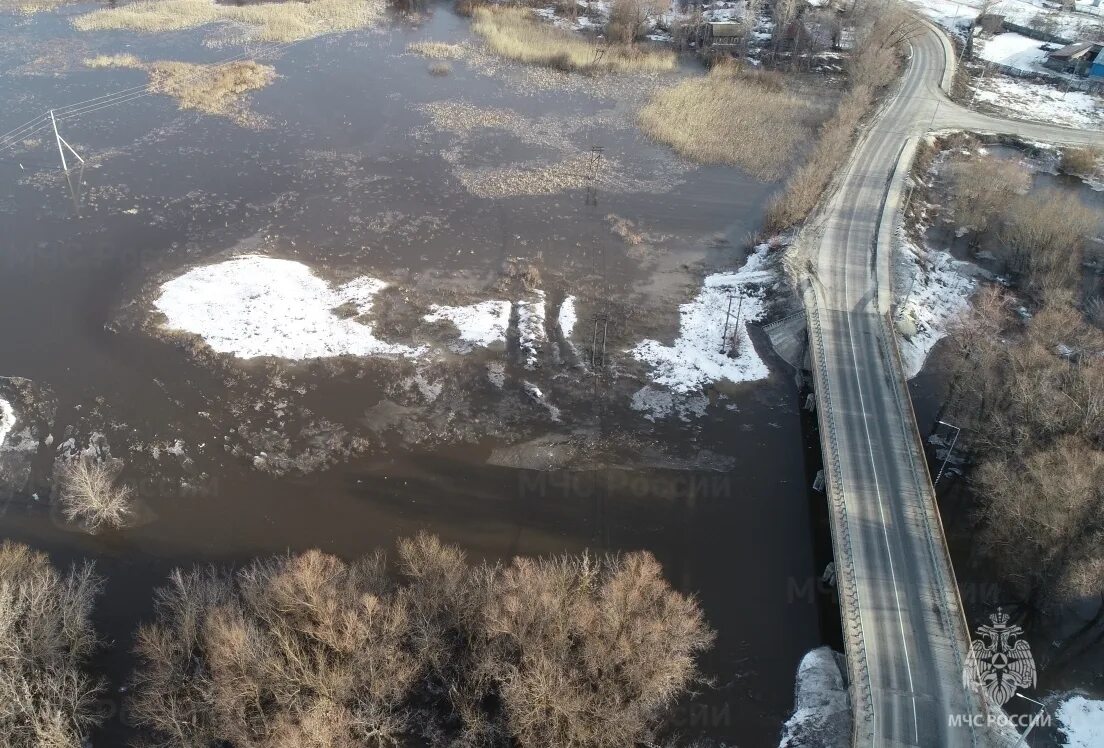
1048;41;1099;59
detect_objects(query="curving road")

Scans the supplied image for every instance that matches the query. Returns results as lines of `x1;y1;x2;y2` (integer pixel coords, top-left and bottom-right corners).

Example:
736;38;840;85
801;19;1103;748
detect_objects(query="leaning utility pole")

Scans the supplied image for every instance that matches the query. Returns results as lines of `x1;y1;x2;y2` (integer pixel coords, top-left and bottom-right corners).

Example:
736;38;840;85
49;110;84;172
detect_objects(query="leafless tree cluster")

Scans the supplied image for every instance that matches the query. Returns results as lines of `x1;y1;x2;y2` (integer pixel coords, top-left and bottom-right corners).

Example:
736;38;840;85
127;534;713;748
1000;191;1102;297
0;541;104;748
765;1;915;231
606;0;666;44
948;157;1032;236
948;291;1104;610
54;455;135;533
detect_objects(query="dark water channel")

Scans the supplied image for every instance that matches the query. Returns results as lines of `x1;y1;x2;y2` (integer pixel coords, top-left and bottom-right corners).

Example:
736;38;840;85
0;5;838;745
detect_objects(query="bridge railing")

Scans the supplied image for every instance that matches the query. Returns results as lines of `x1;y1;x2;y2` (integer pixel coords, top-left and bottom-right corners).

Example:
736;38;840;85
877;313;988;741
803;282;876;744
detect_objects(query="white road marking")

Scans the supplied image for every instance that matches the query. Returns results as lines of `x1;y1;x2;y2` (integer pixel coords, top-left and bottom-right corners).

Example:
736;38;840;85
843;311;920;746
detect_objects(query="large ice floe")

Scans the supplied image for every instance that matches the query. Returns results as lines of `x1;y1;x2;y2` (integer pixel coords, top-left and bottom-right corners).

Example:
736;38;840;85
155;256;426;359
424;299;513;351
0;398;14;448
778;647;851;748
631;244;773;394
1055;695;1104;748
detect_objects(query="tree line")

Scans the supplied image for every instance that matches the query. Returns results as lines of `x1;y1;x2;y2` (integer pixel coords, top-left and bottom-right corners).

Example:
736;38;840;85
0;535;713;748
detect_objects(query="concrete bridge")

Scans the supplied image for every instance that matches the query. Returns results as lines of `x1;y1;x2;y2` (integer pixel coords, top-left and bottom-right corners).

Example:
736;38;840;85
799;19;1102;747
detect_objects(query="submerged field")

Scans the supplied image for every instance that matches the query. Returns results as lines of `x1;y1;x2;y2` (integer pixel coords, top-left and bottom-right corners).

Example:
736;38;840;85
0;3;833;745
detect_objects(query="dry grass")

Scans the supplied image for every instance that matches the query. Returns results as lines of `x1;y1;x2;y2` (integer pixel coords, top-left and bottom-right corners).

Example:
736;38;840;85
0;0;75;14
407;41;468;60
471;6;675;73
128;534;712;747
429;61;451;76
84;55;276;125
0;541;103;748
638;64;815;181
73;0;387;43
55;456;135;532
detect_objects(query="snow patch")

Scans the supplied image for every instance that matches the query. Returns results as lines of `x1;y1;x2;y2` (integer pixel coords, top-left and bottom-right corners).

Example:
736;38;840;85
155;256;425;360
0;398;15;448
778;647;851;748
1055;695;1104;748
425;299;512;351
972;75;1104;129
977;32;1050;72
517;291;547;369
894;234;976;378
557;295;577;338
631;244;773;394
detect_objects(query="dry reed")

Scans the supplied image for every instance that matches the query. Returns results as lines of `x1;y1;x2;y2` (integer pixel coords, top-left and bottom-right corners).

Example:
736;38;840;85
638;64;815;181
73;0;387;43
471;6;675;73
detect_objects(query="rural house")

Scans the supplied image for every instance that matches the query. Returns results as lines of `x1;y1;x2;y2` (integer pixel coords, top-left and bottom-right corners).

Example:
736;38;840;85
1044;41;1104;76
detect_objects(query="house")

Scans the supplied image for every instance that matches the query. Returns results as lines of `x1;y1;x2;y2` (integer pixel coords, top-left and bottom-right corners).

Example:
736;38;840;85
1044;41;1104;76
1092;47;1104;79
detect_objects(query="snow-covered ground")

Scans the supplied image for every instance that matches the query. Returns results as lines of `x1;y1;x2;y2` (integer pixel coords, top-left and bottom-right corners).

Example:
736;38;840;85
977;31;1052;71
909;0;1104;39
972;73;1104;128
778;647;851;748
425;299;513;351
631;244;774;395
0;398;15;448
1055;695;1104;748
155;256;427;360
894;231;977;378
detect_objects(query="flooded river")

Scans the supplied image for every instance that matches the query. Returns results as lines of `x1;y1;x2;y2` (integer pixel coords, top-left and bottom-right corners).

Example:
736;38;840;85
0;4;829;744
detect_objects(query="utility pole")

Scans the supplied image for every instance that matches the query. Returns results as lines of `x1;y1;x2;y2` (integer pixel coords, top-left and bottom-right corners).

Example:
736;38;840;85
49;110;84;172
935;420;961;484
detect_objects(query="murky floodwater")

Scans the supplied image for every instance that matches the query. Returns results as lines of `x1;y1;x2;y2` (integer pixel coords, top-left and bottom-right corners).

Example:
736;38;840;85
0;4;831;744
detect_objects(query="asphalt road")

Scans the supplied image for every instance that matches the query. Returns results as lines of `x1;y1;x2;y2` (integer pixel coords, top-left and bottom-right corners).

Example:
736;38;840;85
804;21;1103;748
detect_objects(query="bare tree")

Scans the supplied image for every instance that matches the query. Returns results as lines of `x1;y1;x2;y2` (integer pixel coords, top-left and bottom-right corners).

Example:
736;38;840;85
606;0;666;44
55;455;135;532
0;541;104;748
127;536;714;748
1000;190;1101;296
948;156;1032;237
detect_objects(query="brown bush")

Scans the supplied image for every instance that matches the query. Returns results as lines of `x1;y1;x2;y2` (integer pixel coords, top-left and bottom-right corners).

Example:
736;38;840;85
1059;146;1103;177
0;541;103;748
1000;189;1101;294
128;535;713;748
948;156;1032;234
606;0;665;44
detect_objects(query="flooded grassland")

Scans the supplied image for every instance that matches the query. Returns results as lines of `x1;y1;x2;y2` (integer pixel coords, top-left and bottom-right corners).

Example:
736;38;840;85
0;4;837;744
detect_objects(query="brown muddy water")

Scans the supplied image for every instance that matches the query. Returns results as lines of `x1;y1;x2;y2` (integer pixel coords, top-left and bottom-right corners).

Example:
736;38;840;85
0;4;833;745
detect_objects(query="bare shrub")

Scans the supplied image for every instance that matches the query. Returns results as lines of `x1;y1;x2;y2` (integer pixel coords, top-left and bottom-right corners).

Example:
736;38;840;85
764;85;873;230
606;0;665;45
472;6;675;73
1059;146;1103;177
948;156;1032;234
128;535;713;748
637;63;817;180
55;456;135;532
0;541;104;748
1000;189;1102;294
429;62;451;76
974;438;1104;608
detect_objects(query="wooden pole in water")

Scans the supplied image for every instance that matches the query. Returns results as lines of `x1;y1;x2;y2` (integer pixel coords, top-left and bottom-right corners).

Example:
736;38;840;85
50;110;68;172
